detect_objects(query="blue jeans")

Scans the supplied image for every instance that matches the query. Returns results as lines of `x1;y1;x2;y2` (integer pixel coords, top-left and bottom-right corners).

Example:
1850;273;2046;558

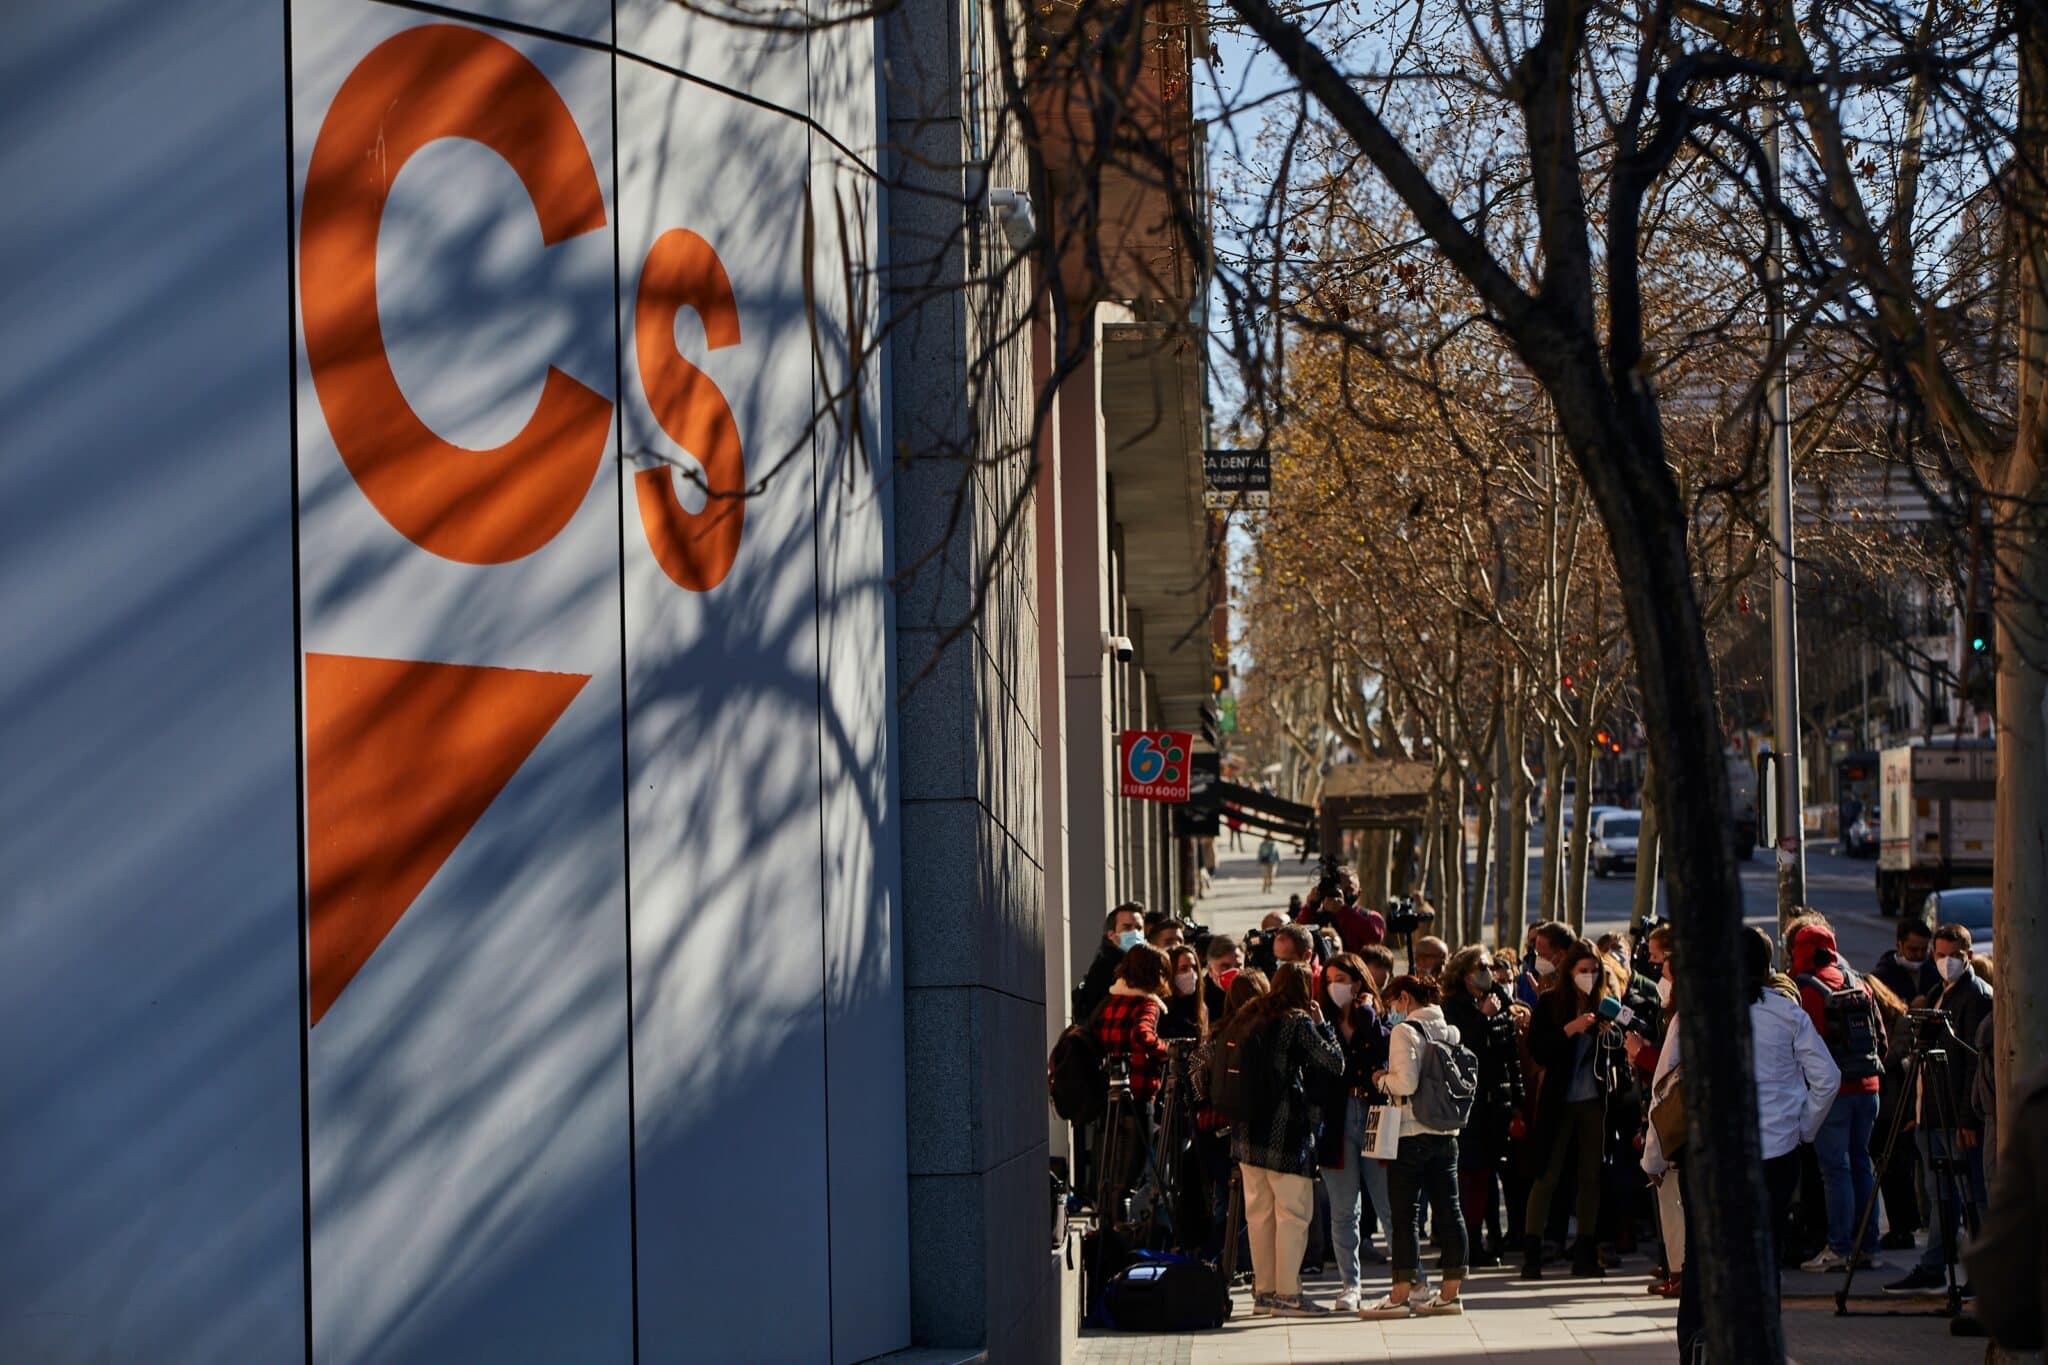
1322;1096;1393;1292
1389;1131;1467;1282
1816;1090;1879;1255
1915;1127;1989;1273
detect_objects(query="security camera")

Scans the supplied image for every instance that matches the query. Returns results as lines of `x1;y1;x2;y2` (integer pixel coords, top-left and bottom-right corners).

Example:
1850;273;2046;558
987;187;1037;252
1104;633;1135;664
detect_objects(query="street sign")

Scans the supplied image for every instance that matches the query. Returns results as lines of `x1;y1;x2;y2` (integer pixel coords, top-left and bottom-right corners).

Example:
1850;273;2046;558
1120;729;1195;802
1203;448;1270;510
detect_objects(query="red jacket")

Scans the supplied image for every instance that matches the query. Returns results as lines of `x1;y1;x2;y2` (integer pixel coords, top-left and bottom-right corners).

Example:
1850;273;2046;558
1093;984;1170;1102
1789;924;1881;1096
1295;899;1385;953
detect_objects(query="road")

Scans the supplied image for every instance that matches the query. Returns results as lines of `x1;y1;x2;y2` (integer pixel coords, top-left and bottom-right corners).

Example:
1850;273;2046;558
1200;828;1899;972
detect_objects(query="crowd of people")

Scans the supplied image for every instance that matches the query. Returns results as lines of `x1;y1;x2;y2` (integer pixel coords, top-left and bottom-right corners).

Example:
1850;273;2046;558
1063;863;2003;1353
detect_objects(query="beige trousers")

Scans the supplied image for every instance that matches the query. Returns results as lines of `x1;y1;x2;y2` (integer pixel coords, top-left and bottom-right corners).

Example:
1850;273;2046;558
1241;1164;1315;1298
1658;1172;1686;1272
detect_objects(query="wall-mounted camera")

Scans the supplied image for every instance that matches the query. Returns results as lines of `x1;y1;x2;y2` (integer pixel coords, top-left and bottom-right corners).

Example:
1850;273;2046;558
987;187;1037;252
1103;632;1135;664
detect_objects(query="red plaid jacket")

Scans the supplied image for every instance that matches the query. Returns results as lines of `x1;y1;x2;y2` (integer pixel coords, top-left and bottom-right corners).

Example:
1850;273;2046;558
1093;989;1169;1102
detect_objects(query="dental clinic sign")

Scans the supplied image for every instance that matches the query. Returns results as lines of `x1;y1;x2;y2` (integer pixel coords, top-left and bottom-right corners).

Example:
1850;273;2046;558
1120;730;1195;802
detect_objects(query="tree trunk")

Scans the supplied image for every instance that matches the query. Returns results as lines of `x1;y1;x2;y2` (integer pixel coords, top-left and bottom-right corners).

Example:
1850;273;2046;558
1631;752;1662;929
1441;819;1464;937
1470;785;1494;947
1548;369;1780;1364
1566;731;1597;932
1496;676;1528;955
1538;726;1566;923
1995;0;2048;1174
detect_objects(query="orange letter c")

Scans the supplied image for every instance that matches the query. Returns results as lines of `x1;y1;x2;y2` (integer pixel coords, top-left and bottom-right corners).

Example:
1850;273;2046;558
300;23;612;564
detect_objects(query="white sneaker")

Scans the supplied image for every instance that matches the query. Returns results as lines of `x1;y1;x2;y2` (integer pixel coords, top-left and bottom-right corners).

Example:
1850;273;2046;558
1359;1294;1413;1320
1800;1249;1851;1274
1334;1289;1361;1313
1411;1286;1465;1316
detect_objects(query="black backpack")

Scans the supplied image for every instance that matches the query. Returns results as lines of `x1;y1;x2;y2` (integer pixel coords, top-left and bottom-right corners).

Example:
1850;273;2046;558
1048;1007;1109;1123
1795;967;1885;1083
1097;1251;1231;1330
1206;1014;1276;1124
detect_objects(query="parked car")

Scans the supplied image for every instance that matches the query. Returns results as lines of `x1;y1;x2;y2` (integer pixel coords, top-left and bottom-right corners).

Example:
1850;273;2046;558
1919;886;1995;962
1565;801;1621;834
1591;810;1641;878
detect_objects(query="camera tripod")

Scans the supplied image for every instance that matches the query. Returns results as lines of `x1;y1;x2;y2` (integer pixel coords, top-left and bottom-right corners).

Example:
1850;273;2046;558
1835;1017;1981;1318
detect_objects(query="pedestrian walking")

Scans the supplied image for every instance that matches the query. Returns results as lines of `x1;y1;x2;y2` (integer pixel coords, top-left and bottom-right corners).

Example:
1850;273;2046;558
1257;834;1280;892
1230;961;1344;1317
1362;974;1471;1318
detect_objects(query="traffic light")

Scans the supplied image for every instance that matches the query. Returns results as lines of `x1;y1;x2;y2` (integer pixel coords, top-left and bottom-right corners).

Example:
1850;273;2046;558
1595;728;1610;747
1967;610;1992;655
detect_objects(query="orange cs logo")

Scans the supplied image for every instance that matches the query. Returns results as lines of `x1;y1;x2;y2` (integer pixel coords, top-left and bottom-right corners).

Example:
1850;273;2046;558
300;22;747;589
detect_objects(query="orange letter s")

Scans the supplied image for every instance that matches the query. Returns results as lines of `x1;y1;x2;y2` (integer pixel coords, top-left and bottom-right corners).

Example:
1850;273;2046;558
633;229;747;592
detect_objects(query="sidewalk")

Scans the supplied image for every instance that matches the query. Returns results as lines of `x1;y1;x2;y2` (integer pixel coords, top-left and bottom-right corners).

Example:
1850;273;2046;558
1076;1259;1984;1363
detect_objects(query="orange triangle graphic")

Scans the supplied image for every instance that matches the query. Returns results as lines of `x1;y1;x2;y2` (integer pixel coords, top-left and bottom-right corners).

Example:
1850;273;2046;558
304;652;590;1026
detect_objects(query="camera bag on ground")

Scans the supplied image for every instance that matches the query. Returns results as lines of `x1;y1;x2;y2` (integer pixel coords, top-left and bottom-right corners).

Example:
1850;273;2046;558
1205;1013;1275;1124
1081;1224;1138;1323
1794;966;1886;1083
1096;1251;1231;1331
1049;1006;1109;1124
1403;1017;1479;1131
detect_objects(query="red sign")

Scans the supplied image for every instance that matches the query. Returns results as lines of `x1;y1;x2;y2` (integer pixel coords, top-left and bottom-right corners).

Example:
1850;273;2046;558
1119;730;1195;802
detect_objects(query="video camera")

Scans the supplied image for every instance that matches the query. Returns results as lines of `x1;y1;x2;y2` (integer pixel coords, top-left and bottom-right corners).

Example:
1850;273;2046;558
1903;1007;1975;1057
1385;895;1429;938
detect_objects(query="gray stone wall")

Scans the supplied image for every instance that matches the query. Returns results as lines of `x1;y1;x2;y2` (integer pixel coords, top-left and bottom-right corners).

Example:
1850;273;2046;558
884;0;1055;1354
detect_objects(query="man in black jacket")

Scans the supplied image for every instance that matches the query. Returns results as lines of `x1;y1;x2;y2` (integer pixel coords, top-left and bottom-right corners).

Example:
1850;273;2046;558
1885;922;1995;1294
1074;903;1145;1021
1870;918;1939;1006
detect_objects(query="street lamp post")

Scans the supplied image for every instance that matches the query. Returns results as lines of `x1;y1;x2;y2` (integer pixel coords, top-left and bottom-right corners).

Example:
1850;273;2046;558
1764;101;1806;930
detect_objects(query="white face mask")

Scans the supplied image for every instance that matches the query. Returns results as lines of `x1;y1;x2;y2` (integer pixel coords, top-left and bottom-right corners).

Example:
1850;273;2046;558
1535;957;1558;978
1657;976;1674;1007
1573;972;1600;998
1938;953;1969;983
1174;970;1199;996
1329;983;1356;1010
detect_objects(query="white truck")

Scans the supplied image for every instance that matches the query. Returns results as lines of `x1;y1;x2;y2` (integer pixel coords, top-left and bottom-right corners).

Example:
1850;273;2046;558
1877;740;1996;917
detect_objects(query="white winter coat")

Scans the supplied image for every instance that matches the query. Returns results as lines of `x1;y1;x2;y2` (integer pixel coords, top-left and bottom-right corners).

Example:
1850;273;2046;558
1381;1004;1463;1138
